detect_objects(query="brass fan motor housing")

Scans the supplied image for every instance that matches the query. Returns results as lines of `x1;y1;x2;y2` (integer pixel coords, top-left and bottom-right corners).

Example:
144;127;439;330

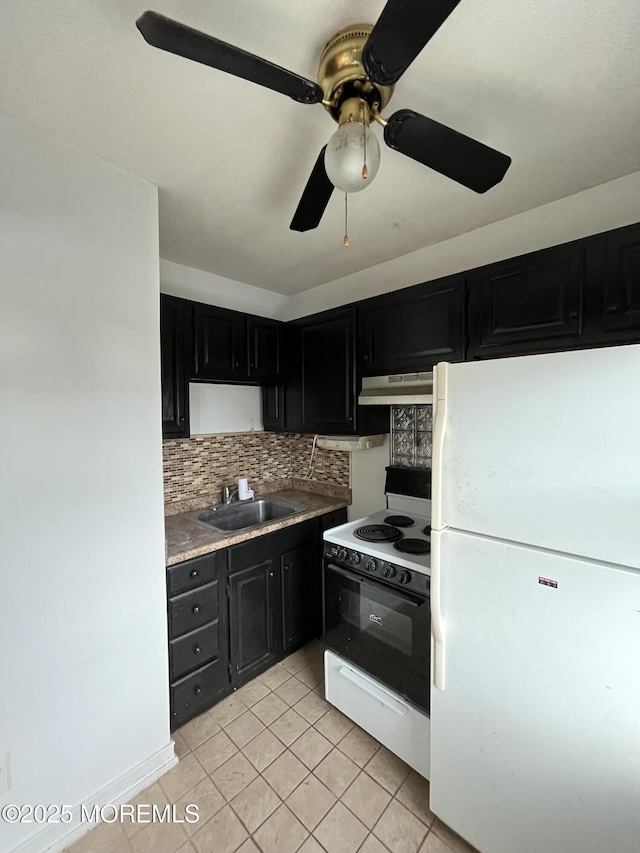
318;24;394;122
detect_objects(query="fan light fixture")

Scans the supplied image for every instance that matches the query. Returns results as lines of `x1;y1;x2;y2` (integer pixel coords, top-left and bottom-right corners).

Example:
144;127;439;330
325;100;381;194
136;5;512;239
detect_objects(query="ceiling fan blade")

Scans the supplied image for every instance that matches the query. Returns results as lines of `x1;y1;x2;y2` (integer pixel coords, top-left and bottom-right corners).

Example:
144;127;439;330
384;109;511;193
363;0;462;86
290;147;334;232
136;11;323;105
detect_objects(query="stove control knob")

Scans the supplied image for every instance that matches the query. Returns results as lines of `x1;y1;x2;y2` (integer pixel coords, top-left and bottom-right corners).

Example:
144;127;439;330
399;570;412;585
349;552;361;566
365;558;378;573
383;565;396;579
337;548;348;563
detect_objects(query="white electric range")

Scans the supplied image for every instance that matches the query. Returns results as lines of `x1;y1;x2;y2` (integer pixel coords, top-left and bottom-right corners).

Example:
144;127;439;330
322;477;432;779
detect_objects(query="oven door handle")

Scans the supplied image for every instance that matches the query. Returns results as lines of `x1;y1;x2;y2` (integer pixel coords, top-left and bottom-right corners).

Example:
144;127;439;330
338;665;409;716
325;563;424;607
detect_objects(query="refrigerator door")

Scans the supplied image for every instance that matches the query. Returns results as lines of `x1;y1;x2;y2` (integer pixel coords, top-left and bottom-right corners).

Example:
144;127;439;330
429;528;640;853
432;345;640;569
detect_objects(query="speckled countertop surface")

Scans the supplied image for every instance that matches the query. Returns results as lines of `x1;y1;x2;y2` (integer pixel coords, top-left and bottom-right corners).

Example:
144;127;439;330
165;488;350;566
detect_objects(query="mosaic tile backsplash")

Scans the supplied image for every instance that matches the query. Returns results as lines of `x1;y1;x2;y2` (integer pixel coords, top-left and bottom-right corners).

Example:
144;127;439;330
391;405;433;470
163;432;350;504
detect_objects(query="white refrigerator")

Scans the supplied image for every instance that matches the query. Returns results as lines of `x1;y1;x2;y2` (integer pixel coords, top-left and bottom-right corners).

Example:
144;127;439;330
429;345;640;853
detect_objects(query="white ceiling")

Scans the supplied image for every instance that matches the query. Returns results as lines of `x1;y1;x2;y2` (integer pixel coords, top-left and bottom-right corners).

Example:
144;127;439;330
2;0;639;295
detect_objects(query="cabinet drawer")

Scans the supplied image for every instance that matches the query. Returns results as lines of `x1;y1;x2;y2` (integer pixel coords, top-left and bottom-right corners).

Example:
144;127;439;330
321;508;348;532
170;661;226;728
169;581;218;638
167;551;221;596
170;620;220;681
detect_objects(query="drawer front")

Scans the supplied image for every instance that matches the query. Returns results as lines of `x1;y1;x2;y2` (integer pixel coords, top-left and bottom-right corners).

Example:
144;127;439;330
169;581;218;638
170;620;220;681
321;508;348;533
170;661;227;729
167;551;221;596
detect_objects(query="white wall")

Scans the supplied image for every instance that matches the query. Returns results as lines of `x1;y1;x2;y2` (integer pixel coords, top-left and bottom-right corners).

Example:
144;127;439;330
283;170;640;320
0;115;172;853
348;438;390;522
160;258;287;318
189;383;263;434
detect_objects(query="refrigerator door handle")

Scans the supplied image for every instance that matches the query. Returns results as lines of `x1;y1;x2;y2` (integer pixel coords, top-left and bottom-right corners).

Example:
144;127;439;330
431;362;449;532
431;529;445;690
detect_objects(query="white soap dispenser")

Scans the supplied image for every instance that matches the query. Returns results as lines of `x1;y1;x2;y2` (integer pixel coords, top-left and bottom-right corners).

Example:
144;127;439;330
237;477;254;501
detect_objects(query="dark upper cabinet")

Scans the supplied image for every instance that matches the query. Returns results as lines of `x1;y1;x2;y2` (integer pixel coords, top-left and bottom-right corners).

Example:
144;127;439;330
467;243;584;358
262;385;285;431
228;540;280;684
359;276;465;375
160;295;190;438
584;222;640;342
286;308;388;435
300;309;356;433
192;303;247;382
247;317;282;382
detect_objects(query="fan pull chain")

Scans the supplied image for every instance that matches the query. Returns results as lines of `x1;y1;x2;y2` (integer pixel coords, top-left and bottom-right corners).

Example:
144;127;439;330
362;103;368;180
343;193;349;247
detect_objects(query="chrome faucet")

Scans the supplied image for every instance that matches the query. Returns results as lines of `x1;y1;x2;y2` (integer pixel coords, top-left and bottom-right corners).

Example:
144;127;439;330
222;484;239;505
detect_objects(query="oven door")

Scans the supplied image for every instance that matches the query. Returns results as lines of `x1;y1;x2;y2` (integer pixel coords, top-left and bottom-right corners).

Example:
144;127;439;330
323;562;430;713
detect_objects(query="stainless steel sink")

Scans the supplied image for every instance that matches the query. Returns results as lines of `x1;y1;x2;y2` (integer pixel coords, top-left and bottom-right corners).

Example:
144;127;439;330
186;498;298;532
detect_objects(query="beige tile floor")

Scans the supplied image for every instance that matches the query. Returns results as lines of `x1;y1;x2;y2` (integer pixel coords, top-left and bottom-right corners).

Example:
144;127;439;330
65;641;477;853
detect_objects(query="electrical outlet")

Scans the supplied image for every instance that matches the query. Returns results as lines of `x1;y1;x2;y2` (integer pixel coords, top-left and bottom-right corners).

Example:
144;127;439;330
315;451;325;473
0;754;10;796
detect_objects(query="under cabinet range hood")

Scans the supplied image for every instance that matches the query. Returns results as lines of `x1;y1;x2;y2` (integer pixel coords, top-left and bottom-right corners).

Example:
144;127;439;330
358;372;434;406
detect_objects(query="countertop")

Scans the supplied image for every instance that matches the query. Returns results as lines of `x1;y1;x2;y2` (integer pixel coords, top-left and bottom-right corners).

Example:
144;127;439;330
165;488;349;567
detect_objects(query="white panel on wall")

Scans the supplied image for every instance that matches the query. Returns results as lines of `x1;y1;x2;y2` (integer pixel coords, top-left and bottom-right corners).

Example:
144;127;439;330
189;383;264;434
348;437;390;522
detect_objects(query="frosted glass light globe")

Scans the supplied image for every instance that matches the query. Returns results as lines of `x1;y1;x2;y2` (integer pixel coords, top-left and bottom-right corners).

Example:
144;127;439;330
325;121;381;193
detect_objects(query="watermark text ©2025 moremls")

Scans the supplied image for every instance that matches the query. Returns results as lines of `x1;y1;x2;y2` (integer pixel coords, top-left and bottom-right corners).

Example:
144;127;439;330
0;803;199;825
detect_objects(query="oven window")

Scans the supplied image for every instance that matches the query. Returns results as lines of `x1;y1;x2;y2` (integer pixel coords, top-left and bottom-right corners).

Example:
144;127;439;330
324;562;430;712
341;585;413;657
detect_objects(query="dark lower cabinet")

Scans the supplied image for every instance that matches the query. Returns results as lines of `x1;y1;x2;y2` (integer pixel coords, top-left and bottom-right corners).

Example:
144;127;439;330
359;276;465;374
167;551;228;730
281;529;324;653
161;295;190;438
228;545;280;685
167;510;343;729
467;242;584;358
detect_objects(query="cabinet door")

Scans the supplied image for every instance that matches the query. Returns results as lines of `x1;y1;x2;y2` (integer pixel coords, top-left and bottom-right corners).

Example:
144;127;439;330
160;295;190;438
594;223;640;338
248;317;282;382
359;277;465;375
228;554;278;684
192;303;247;381
281;539;320;652
467;243;584;358
299;309;356;433
261;385;285;431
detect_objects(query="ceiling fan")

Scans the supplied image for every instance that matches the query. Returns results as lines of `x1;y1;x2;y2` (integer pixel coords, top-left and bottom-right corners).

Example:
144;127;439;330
136;1;511;234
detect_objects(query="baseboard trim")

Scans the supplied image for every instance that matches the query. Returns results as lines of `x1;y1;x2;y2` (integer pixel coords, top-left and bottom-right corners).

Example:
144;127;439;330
9;741;177;853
